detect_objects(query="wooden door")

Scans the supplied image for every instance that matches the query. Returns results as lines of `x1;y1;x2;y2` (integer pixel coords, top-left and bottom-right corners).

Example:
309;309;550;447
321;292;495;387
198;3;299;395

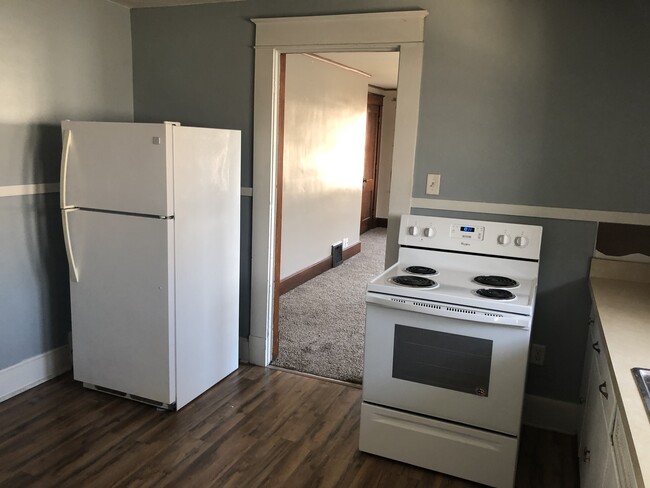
360;93;383;234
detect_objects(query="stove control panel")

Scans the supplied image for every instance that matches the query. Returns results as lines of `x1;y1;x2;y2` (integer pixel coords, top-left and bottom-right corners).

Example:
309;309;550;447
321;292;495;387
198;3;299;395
450;224;484;241
399;215;543;260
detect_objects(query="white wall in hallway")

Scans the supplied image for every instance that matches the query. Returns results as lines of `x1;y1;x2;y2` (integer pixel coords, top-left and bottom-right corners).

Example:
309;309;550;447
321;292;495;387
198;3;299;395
280;54;367;280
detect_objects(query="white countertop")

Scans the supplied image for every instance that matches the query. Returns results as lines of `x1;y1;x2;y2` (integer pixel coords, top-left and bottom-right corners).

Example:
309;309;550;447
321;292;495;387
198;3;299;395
590;258;650;487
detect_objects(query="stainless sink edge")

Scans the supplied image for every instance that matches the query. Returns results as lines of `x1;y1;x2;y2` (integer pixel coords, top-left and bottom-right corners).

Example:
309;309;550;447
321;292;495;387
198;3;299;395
631;368;650;422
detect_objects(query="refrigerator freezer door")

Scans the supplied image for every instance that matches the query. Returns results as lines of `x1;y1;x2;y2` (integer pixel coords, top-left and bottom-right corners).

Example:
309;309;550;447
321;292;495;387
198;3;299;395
61;121;174;216
67;209;175;405
172;126;240;409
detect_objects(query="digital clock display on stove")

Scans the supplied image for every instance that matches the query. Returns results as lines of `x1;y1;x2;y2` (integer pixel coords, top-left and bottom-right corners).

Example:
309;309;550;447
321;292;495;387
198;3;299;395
450;224;485;241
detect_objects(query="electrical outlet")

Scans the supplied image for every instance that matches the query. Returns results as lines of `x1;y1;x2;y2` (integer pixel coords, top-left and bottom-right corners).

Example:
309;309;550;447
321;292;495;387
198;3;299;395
426;174;441;195
529;344;546;366
343;238;349;248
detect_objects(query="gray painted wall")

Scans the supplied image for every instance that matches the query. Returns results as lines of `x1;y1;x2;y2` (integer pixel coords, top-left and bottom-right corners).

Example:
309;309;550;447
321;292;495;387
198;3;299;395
414;0;650;212
131;0;649;404
0;0;133;370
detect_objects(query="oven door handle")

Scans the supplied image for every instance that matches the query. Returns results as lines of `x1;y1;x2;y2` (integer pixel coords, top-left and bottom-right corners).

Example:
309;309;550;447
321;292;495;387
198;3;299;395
366;292;531;329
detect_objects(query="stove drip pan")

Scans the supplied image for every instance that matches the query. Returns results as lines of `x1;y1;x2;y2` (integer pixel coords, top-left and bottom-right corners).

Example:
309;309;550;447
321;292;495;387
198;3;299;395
389;275;438;288
473;275;519;288
404;266;437;275
475;288;516;300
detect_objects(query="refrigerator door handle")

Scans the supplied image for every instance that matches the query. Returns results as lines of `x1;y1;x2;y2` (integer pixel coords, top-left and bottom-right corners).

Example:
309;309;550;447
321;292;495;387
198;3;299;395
62;209;80;282
60;129;72;209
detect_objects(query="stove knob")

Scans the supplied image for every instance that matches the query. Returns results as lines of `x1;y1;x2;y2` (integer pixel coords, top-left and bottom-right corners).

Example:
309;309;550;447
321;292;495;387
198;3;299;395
408;225;419;236
497;234;511;245
514;236;529;247
423;227;435;238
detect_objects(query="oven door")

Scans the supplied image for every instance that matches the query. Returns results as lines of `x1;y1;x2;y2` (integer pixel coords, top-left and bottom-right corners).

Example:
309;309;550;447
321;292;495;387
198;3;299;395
362;294;532;436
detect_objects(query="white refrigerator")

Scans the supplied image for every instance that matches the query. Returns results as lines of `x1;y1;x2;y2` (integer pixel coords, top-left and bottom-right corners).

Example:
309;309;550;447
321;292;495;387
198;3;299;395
60;121;240;410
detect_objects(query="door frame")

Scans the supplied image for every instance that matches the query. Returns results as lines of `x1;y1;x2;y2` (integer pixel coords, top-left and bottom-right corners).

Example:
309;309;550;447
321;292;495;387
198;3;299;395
361;92;384;234
249;11;428;366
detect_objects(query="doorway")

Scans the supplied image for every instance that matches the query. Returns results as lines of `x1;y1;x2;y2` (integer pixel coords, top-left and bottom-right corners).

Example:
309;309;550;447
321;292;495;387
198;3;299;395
249;11;428;366
270;52;396;379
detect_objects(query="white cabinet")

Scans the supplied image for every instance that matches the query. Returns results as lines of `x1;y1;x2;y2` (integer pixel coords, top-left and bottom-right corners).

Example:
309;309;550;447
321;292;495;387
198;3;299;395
578;312;638;488
612;408;638;488
578;320;615;488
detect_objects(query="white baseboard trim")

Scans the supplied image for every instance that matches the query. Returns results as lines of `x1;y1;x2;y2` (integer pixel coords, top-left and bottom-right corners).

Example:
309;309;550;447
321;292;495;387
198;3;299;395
248;334;269;366
239;336;250;364
0;346;72;403
522;393;580;435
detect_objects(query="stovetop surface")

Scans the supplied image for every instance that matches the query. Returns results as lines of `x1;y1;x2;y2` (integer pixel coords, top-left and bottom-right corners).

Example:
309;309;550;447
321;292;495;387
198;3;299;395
368;247;539;315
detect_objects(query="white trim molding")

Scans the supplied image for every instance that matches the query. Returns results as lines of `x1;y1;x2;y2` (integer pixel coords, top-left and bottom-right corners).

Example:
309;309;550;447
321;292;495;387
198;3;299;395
0;346;71;403
522;393;580;435
249;11;428;367
252;11;428;47
0;183;60;198
411;198;650;225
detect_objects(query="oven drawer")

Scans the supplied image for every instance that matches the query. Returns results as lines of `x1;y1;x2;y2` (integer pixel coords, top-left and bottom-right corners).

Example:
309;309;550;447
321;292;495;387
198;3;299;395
360;402;518;488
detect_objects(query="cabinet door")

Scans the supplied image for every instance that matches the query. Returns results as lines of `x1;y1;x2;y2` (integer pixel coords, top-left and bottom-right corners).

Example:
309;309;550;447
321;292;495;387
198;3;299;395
612;408;638;488
592;316;617;427
579;353;610;488
578;315;596;434
602;450;620;488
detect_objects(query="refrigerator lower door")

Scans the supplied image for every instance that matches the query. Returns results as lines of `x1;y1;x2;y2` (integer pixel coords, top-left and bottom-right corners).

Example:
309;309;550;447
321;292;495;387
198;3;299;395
66;209;175;405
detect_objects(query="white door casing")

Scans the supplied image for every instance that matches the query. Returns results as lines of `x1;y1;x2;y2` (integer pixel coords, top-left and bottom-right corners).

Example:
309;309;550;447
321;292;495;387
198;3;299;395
249;11;428;366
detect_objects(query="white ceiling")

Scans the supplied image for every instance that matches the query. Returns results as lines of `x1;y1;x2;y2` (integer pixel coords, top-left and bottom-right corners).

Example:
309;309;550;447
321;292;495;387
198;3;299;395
319;52;399;90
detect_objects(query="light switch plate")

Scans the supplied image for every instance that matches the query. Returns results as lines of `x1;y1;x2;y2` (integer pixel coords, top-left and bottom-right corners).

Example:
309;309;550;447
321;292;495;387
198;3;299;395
426;174;441;195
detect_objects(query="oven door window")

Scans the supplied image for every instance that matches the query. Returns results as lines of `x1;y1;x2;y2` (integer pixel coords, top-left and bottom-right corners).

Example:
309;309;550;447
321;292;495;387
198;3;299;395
392;324;492;397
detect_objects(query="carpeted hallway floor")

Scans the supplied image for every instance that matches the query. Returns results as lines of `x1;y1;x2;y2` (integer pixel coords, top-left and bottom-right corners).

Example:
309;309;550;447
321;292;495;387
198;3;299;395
271;227;387;383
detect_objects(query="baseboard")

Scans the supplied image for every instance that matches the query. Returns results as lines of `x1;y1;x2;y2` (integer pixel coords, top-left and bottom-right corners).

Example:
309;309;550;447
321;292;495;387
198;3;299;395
279;242;362;295
522;393;580;435
239;336;250;364
0;345;72;403
248;334;268;366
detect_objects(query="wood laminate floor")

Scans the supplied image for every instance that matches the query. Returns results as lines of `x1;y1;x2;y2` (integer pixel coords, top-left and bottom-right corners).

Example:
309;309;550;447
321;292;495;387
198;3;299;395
0;365;578;487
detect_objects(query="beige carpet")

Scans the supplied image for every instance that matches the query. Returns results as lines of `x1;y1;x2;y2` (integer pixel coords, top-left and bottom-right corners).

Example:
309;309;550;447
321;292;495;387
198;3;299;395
271;227;387;383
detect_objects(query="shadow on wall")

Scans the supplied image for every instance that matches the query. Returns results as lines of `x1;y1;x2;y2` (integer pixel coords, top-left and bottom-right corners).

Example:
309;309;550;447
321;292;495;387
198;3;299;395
22;123;71;356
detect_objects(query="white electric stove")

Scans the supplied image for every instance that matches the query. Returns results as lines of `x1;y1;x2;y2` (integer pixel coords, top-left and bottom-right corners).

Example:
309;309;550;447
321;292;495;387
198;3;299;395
359;214;543;488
